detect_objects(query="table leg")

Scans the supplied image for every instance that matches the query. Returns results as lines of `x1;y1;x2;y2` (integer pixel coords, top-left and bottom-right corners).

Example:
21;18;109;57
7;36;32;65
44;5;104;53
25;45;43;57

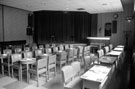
27;64;29;83
20;63;22;81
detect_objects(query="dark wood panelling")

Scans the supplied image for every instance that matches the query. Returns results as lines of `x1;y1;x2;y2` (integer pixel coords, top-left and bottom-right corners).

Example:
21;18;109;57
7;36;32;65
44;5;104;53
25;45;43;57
91;14;97;36
112;20;117;33
34;11;92;44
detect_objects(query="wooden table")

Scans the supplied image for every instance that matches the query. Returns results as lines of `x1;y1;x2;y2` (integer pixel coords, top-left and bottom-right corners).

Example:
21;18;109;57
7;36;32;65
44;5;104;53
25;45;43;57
99;56;118;75
105;50;124;70
20;58;36;83
99;56;117;65
81;65;111;89
106;51;122;56
113;47;124;51
116;45;124;48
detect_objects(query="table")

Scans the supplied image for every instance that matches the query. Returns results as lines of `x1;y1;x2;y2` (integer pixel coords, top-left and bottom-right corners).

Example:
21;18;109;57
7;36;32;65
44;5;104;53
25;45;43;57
99;56;117;64
113;47;124;51
99;56;117;75
106;49;125;70
20;58;36;83
106;51;122;56
81;65;111;89
116;45;124;48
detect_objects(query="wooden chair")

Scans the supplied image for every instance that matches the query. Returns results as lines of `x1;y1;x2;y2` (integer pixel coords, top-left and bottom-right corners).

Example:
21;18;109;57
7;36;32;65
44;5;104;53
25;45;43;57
64;44;69;50
31;44;38;51
45;44;50;48
73;48;78;60
101;49;105;56
109;44;113;51
59;44;64;51
48;54;56;79
56;51;67;70
71;61;81;76
104;46;109;54
78;46;84;59
69;44;74;48
11;53;22;80
83;55;92;71
14;47;22;53
61;65;82;89
28;57;48;87
83;46;88;56
52;46;59;53
23;51;33;58
23;47;30;51
97;49;103;58
45;48;52;54
34;49;43;58
38;44;44;49
2;49;12;76
67;49;74;64
61;65;74;86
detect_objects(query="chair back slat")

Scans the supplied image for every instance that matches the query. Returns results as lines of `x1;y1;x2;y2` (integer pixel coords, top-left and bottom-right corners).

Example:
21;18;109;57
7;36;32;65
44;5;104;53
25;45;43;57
59;45;64;51
61;51;67;60
45;48;52;54
71;61;81;76
11;53;22;63
14;48;22;53
23;51;33;58
3;49;12;55
53;47;58;53
64;44;69;50
35;49;43;57
48;55;56;65
37;57;48;69
61;65;74;84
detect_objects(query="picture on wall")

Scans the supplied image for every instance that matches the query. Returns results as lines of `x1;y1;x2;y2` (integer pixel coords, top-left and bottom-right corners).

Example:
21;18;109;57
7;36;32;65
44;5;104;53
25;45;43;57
105;23;111;36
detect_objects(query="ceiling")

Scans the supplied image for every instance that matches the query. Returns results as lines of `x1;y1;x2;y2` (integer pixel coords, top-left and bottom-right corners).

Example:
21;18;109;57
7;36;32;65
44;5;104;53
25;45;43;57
0;0;131;14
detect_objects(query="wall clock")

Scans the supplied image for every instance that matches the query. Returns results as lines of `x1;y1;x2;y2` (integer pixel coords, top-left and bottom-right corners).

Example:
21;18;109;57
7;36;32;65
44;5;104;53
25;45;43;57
113;13;118;19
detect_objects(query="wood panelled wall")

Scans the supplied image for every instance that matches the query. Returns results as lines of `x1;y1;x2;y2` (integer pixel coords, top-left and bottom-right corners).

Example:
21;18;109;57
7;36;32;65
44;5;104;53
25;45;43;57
97;3;134;48
0;5;30;43
0;5;3;41
34;11;92;44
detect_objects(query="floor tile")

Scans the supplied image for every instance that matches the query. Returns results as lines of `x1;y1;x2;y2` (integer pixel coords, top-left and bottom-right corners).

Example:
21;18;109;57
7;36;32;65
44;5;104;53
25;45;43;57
4;81;29;89
24;85;47;89
0;77;17;87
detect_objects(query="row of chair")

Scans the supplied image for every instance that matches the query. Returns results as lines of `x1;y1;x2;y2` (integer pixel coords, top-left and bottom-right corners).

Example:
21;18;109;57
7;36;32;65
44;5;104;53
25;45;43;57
1;52;57;87
97;44;113;58
0;43;114;87
60;44;125;89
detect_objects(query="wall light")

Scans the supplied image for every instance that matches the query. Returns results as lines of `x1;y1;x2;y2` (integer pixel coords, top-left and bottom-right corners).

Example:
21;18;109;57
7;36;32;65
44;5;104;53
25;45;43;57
125;16;132;22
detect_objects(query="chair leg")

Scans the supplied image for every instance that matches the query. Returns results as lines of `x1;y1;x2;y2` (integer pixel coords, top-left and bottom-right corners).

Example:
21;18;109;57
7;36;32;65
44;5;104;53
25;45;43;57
8;65;10;77
59;64;61;72
11;67;14;78
37;73;39;87
45;72;48;83
19;69;21;81
54;66;56;76
2;65;4;76
28;72;30;84
48;69;49;80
